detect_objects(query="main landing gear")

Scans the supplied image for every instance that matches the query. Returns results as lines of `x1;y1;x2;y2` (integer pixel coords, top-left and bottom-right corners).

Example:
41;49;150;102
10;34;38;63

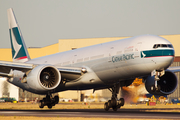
104;85;124;111
39;93;59;109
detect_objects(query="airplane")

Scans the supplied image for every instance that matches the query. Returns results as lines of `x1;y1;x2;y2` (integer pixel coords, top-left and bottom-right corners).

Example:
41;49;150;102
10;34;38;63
1;8;180;111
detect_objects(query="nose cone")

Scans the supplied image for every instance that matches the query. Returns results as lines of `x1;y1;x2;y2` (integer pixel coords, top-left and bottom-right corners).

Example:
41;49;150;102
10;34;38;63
162;49;175;69
162;49;175;57
155;49;175;70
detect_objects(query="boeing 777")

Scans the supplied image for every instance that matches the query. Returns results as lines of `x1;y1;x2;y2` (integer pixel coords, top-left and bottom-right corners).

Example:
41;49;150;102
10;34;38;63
1;8;180;111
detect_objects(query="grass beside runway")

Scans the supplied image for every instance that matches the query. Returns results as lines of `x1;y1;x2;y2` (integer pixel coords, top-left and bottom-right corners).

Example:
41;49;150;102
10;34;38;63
0;102;103;110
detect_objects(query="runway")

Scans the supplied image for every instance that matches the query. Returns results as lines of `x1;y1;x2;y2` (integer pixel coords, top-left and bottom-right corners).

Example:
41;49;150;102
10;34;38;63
0;108;180;119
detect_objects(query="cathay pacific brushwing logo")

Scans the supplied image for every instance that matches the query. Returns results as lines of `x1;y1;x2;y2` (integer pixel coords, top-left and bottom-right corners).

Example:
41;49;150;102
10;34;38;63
11;28;22;59
141;51;146;58
10;27;27;61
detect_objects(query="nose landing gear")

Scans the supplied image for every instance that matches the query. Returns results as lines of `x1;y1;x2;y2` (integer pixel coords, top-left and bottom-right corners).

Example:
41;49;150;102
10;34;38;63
151;70;164;92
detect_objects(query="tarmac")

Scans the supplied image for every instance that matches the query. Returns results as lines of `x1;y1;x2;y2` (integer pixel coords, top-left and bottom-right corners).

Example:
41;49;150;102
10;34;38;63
0;108;180;119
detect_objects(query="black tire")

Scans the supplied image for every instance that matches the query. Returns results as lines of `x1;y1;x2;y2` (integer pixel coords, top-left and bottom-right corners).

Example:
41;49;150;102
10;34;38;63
119;98;124;106
104;102;109;111
108;100;112;108
48;104;52;109
111;98;117;107
112;106;118;111
39;100;44;108
54;96;59;104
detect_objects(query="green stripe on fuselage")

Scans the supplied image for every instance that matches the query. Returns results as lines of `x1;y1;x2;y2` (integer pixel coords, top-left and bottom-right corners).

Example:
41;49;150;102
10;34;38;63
141;49;174;58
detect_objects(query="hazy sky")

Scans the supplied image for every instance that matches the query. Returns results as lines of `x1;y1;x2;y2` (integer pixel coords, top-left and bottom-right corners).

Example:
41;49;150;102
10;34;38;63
1;0;180;48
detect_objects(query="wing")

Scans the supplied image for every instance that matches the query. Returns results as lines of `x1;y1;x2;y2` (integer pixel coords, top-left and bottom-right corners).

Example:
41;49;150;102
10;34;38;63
57;67;87;80
0;61;33;77
167;66;180;73
0;60;86;80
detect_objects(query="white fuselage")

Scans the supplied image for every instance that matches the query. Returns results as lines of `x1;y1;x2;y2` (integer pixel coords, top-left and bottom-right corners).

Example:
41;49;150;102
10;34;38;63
10;35;175;94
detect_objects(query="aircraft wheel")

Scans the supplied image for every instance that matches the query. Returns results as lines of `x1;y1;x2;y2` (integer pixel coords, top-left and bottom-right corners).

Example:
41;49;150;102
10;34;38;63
111;98;117;107
104;102;109;111
48;104;52;109
119;98;124;106
39;100;44;108
54;96;59;104
108;100;112;108
112;106;118;111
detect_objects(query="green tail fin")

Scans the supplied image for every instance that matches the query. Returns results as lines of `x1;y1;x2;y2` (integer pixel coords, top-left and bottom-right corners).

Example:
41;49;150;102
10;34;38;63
7;8;31;62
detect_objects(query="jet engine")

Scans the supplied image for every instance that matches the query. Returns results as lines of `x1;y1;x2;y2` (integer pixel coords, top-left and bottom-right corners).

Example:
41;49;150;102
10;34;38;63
26;65;61;91
145;70;177;95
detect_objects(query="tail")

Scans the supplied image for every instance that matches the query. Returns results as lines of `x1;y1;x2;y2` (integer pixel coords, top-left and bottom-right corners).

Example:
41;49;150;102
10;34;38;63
7;8;31;62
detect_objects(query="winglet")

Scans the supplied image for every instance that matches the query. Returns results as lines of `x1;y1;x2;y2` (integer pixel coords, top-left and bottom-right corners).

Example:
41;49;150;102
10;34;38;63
7;8;31;62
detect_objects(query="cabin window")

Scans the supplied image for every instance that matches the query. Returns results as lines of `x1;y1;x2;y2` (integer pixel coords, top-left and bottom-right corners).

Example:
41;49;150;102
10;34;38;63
63;61;70;65
116;51;122;55
77;58;83;63
90;54;104;60
84;57;89;61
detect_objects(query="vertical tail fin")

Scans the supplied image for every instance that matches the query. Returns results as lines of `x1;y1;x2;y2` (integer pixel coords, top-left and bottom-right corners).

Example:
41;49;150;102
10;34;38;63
7;8;31;63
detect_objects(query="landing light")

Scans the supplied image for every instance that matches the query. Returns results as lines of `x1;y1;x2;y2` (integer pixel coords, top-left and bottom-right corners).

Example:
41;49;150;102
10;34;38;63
81;68;87;73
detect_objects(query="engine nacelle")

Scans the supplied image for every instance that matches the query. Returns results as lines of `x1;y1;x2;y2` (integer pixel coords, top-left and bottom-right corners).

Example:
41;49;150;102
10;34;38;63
145;70;177;96
26;65;61;91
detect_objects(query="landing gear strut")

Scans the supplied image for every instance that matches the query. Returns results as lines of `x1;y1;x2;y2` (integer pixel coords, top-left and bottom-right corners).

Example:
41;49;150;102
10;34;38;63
151;70;164;92
39;94;59;109
104;84;124;111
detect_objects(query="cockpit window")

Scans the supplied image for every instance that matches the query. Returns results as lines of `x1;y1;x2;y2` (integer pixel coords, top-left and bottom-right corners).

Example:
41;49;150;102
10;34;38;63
153;44;157;48
153;44;173;49
167;44;173;48
157;44;161;48
162;44;167;47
